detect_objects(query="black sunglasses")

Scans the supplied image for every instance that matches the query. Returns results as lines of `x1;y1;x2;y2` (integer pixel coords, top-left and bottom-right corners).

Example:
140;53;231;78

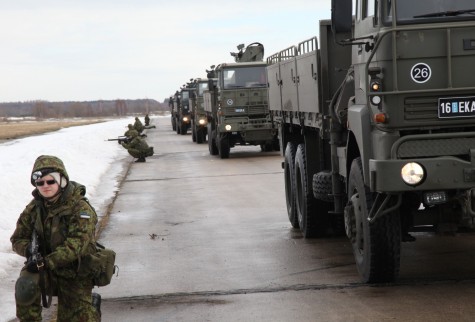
36;179;57;187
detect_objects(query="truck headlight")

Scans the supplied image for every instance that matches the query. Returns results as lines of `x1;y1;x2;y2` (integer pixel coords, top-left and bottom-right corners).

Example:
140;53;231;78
225;124;232;131
199;119;206;125
401;162;425;186
183;117;189;122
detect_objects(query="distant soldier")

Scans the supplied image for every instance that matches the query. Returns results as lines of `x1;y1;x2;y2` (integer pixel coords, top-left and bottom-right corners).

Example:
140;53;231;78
121;131;154;162
133;117;144;134
144;114;156;129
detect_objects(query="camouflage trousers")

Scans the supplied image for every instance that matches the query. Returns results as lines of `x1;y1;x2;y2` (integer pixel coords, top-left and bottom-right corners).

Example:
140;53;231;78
16;270;100;322
126;146;154;159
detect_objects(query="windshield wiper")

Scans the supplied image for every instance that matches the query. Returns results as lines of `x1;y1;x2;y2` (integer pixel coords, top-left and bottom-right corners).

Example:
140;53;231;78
414;9;475;18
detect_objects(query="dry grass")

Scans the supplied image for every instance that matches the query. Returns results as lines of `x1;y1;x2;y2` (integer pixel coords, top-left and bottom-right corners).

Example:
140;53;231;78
0;119;104;141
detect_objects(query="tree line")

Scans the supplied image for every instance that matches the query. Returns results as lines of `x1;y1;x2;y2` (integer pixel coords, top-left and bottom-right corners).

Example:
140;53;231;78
0;99;168;119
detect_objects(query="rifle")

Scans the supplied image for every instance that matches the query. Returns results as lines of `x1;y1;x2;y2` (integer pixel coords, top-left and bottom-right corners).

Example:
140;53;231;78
107;136;130;144
27;229;51;308
28;230;43;270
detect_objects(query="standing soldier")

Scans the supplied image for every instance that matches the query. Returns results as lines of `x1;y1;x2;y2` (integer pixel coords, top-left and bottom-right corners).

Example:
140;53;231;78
143;114;156;129
11;155;101;321
121;131;154;162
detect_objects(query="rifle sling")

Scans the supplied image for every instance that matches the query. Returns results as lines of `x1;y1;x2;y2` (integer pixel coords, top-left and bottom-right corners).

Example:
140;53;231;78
39;265;52;308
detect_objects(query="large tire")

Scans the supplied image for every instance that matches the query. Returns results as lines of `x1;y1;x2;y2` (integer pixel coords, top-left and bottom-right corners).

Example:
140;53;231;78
284;142;299;228
208;130;218;155
295;143;329;237
260;142;273;152
172;117;176;131
273;138;280;151
176;121;181;134
197;128;205;144
218;135;230;159
180;123;187;135
192;124;197;142
346;157;401;283
313;171;333;202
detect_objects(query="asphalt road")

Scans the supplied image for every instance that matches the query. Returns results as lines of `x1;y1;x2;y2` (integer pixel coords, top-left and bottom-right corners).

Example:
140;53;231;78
97;118;475;322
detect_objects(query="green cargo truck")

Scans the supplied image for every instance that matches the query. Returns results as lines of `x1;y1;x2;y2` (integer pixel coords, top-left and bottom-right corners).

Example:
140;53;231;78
173;88;192;135
204;43;278;158
267;0;475;282
190;78;209;144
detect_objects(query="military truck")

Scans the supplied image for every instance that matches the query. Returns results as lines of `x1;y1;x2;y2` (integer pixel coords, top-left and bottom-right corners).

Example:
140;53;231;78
267;0;475;283
173;88;192;135
189;78;209;144
204;43;278;158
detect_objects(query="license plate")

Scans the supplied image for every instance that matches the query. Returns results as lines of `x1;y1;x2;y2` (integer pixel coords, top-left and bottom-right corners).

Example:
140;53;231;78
438;96;475;118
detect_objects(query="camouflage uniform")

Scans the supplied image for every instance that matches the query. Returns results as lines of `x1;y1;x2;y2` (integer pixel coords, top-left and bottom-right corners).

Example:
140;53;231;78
124;124;138;138
133;117;144;134
10;155;100;322
121;131;154;162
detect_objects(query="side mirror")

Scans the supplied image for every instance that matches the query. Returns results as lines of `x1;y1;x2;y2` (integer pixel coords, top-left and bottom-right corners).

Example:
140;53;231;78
331;0;352;34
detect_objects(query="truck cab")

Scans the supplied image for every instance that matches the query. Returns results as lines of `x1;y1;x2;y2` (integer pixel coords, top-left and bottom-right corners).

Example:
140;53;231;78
174;88;192;135
204;61;278;158
190;78;209;144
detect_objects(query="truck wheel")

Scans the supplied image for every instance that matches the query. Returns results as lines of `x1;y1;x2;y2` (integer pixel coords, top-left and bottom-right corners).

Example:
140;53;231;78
262;142;273;152
284;142;299;228
347;157;401;283
172;117;176;131
208;130;218;155
197;128;205;144
192;125;197;142
295;144;329;237
176;122;181;134
180;123;187;135
218;135;230;159
273;138;280;152
312;171;333;202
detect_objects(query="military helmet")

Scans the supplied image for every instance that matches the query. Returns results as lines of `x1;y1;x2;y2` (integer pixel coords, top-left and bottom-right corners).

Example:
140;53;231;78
31;155;69;186
15;271;40;306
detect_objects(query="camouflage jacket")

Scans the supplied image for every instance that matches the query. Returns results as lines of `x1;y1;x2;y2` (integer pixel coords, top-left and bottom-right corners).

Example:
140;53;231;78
11;181;97;278
124;128;138;138
121;136;149;151
133;119;144;133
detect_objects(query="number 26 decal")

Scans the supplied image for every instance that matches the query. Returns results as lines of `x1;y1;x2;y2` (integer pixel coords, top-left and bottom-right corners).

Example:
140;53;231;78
411;63;431;84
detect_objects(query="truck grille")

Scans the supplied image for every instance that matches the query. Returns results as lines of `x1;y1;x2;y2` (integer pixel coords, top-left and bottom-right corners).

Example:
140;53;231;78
396;135;475;159
224;106;268;116
404;96;438;121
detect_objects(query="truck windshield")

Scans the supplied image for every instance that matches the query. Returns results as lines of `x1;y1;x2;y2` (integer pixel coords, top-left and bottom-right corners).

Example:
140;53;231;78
384;0;475;25
198;83;208;96
181;91;189;100
222;66;267;90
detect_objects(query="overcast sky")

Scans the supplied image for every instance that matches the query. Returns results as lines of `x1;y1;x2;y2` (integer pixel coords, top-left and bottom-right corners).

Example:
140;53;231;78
0;0;330;103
